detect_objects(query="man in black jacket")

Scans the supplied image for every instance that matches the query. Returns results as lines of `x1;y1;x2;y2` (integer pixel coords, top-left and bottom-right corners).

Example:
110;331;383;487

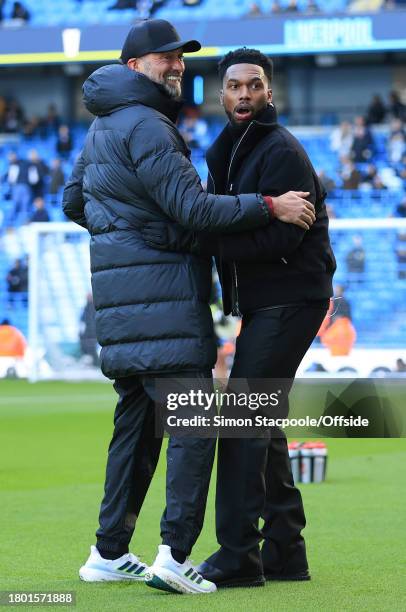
62;22;314;595
143;47;335;588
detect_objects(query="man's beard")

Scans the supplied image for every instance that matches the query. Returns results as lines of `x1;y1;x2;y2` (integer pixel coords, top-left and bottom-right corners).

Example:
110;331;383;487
161;80;182;100
226;102;268;128
143;63;182;99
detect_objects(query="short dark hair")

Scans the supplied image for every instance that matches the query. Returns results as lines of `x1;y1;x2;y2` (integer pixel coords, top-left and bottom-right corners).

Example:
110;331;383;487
218;47;273;85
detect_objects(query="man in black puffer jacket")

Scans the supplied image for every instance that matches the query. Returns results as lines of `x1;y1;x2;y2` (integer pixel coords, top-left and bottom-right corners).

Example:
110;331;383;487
142;48;336;589
62;21;315;594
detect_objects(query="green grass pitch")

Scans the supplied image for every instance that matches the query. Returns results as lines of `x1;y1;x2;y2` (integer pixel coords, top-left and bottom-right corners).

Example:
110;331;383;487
0;380;405;611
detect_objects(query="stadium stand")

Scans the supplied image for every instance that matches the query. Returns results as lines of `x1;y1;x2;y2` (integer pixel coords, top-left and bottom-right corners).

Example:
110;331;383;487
1;97;405;347
0;0;389;27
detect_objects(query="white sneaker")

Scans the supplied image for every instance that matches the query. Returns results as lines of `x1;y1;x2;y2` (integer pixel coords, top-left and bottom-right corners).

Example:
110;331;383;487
145;545;217;595
79;545;148;582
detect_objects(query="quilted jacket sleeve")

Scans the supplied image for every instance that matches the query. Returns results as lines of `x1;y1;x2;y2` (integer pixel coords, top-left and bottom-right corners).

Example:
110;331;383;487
129;119;270;233
62;152;87;228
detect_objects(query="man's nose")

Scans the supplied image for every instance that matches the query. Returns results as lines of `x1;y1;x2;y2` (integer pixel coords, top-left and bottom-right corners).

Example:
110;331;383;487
171;58;184;73
239;86;251;99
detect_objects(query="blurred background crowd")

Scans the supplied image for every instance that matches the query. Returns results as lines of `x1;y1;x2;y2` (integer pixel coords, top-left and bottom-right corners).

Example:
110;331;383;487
1;0;406;26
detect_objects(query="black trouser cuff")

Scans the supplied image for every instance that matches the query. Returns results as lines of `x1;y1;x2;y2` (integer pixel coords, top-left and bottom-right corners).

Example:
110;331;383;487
96;538;129;555
162;535;191;556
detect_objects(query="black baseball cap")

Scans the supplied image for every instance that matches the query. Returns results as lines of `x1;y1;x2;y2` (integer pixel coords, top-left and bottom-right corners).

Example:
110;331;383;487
121;19;201;63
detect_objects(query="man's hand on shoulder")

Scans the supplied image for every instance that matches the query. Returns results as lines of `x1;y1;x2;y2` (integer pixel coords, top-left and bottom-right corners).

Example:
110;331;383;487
271;191;316;230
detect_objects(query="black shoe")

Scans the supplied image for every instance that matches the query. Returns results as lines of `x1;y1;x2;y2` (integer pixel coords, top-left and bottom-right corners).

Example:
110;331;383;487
265;568;310;581
261;538;311;581
196;560;265;589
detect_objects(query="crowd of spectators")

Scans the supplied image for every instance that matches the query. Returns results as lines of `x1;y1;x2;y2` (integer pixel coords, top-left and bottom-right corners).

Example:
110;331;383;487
0;95;74;336
318;97;405;291
0;99;70;143
0;101;72;228
365;91;406;124
110;0;167;14
3;141;65;227
320;93;406;199
3;147;67;226
2;0;406;27
248;0;322;16
247;0;406;17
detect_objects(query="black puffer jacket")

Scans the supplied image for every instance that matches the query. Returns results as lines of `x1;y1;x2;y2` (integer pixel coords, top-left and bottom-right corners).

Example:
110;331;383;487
62;64;270;378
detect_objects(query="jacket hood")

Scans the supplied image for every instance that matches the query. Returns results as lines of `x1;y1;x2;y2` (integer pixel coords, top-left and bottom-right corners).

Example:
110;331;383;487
83;63;183;123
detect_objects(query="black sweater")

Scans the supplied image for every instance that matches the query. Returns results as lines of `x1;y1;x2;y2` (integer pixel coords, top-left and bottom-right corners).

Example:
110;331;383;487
200;106;336;315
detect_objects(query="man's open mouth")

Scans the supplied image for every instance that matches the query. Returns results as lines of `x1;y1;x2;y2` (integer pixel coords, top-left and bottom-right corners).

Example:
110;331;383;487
166;75;182;84
234;105;254;121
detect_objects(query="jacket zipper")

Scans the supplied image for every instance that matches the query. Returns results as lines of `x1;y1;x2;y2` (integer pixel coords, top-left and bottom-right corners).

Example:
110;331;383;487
226;123;253;188
227;124;253;317
231;262;242;317
208;168;216;195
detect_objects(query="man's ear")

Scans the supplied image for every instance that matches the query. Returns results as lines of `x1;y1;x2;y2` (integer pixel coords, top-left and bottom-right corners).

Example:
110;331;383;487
127;58;138;72
219;90;224;106
267;88;273;105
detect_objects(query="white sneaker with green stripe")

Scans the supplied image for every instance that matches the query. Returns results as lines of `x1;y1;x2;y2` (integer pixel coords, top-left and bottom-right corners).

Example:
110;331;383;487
79;546;148;582
145;545;217;594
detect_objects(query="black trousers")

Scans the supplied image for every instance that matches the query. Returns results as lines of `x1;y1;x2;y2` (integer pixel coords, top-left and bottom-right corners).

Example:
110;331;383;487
210;302;328;573
96;371;216;556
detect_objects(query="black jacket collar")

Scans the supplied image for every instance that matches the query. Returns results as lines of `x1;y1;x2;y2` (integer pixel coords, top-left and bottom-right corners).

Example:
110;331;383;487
206;105;278;193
